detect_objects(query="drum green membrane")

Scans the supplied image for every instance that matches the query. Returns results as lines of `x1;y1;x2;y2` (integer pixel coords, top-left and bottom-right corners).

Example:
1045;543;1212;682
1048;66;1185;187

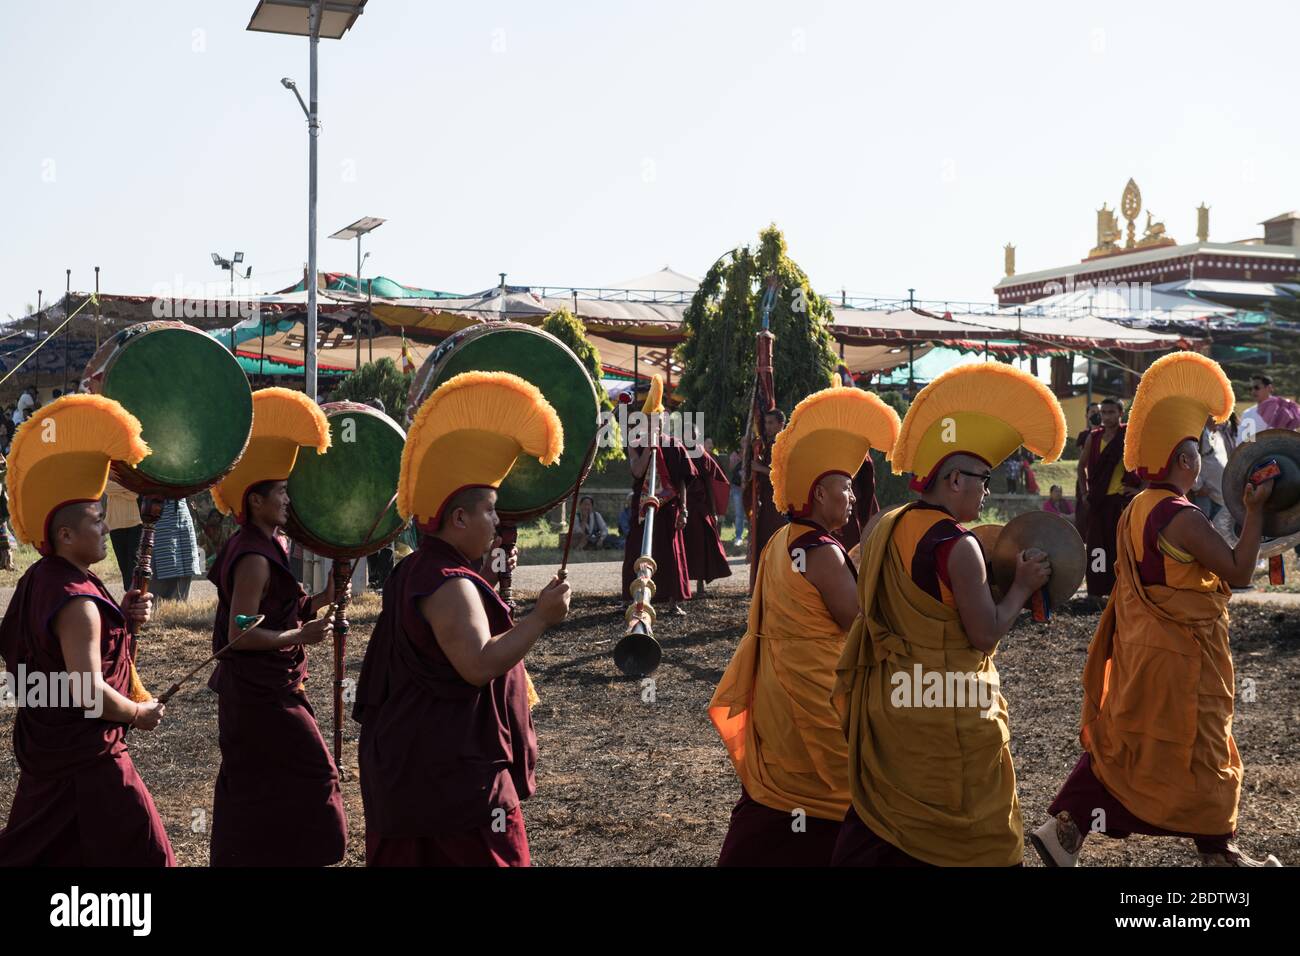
286;409;405;555
101;329;252;488
433;329;599;517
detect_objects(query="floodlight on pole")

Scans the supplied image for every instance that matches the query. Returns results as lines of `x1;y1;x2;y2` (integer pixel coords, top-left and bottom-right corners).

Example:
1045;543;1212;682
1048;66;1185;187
329;215;385;297
247;0;368;408
212;251;252;295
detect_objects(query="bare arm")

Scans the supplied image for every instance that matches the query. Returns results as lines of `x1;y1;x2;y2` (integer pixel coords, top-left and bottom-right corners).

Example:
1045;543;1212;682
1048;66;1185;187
947;537;1050;653
227;554;330;651
56;599;161;727
1162;481;1272;588
425;576;571;688
802;544;860;631
628;446;651;480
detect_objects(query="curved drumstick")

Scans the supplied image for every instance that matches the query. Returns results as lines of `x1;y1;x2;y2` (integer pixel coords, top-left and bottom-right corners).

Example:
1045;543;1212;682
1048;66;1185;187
155;614;265;704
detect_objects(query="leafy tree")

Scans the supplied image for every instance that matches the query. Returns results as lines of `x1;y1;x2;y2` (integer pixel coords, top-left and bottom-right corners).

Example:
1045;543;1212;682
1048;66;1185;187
331;357;412;419
541;308;624;472
677;225;838;447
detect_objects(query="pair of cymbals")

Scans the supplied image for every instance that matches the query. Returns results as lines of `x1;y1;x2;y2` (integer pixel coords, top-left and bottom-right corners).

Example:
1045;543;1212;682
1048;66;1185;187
1222;428;1300;538
985;511;1087;608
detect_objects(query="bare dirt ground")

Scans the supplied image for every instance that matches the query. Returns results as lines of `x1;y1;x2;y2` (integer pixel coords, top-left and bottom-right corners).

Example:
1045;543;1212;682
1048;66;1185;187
0;571;1297;867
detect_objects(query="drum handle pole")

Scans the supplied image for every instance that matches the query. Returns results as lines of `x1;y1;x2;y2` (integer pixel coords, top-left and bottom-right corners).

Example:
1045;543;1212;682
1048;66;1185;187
330;558;353;779
557;430;602;581
497;523;519;607
128;496;165;634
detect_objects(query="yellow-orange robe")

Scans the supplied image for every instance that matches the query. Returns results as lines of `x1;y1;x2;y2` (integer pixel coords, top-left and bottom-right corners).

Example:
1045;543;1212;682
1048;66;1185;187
1080;486;1241;835
710;521;852;822
832;503;1022;866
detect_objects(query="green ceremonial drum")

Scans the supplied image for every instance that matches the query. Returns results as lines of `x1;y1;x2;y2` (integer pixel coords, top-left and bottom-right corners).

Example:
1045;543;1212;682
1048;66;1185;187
83;320;253;497
285;402;407;560
406;322;601;523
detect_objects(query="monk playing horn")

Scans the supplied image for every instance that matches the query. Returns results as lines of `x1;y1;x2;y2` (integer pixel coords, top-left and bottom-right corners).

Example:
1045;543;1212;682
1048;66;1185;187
832;363;1065;866
207;387;346;867
710;385;899;866
0;395;172;866
1032;352;1282;868
354;371;570;867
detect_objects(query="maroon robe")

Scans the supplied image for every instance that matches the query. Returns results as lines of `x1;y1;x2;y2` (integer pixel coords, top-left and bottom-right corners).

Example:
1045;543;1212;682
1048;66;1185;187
1082;425;1141;597
622;443;695;603
0;556;174;866
683;449;732;585
354;535;537;867
749;443;789;589
831;455;881;553
207;524;346;867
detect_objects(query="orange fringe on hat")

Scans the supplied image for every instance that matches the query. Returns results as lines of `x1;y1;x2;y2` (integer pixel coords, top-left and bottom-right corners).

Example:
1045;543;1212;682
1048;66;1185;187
771;385;901;514
889;362;1066;482
398;371;564;526
641;374;664;416
211;387;330;518
7;394;150;548
1124;350;1234;477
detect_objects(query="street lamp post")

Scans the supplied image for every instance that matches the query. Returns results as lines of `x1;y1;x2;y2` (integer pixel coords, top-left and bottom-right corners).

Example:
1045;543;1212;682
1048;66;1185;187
211;251;251;296
248;0;368;403
329;216;385;372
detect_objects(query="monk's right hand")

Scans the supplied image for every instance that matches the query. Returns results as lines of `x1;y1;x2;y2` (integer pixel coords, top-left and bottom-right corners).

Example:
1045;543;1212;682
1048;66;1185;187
536;576;571;626
298;617;333;646
1014;547;1051;593
132;701;165;731
1244;478;1274;513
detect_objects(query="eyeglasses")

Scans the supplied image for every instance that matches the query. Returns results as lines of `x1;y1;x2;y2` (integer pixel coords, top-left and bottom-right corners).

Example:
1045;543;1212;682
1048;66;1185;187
954;469;992;490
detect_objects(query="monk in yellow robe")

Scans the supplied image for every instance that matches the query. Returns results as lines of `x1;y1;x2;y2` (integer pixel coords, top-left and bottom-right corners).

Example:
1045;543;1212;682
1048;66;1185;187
1032;352;1282;867
710;386;899;866
832;363;1065;866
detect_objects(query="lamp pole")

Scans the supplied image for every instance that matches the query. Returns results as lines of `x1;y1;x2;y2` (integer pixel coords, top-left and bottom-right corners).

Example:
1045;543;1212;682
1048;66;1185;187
250;0;367;402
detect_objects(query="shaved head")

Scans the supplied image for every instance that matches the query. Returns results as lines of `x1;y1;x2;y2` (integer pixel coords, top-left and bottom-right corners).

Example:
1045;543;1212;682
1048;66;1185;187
937;454;989;481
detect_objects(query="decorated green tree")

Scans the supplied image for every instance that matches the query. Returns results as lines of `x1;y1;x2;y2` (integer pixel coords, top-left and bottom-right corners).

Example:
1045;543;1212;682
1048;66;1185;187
677;225;838;448
331;357;412;419
541;307;624;472
1218;285;1300;399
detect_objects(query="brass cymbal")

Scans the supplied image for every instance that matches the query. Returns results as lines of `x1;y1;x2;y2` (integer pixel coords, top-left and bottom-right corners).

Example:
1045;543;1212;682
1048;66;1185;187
990;511;1086;608
971;524;1003;562
1222;428;1300;538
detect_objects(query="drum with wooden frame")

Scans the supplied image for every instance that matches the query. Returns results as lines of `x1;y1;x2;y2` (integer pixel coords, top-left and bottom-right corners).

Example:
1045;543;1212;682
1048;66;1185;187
82;321;253;660
407;322;601;600
285;400;407;775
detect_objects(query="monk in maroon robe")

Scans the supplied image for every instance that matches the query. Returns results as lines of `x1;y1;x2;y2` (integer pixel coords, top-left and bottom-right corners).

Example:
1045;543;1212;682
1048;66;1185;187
0;500;173;866
623;440;696;615
683;446;732;592
1078;398;1141;597
354;487;570;866
207;479;346;866
748;409;790;589
831;455;880;553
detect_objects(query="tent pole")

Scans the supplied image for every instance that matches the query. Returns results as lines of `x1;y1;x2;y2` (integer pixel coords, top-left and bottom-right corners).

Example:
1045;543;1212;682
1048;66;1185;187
94;267;101;350
908;342;915;393
63;269;71;394
259;316;267;379
35;290;42;392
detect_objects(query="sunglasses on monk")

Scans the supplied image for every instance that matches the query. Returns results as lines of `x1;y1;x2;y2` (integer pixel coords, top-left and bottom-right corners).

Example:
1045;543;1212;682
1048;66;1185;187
955;470;993;489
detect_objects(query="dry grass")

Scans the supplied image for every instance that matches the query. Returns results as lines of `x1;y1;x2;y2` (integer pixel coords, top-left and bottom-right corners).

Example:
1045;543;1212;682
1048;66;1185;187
0;588;1295;867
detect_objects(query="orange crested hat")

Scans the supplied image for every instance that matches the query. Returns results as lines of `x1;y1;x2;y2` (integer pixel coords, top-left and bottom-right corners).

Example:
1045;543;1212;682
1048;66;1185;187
1124;350;1233;480
770;385;901;516
6;394;150;554
212;387;330;521
889;362;1066;489
398;371;564;529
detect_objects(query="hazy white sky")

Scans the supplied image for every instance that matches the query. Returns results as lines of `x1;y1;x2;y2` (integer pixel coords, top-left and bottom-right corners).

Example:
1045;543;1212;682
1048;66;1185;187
2;0;1296;319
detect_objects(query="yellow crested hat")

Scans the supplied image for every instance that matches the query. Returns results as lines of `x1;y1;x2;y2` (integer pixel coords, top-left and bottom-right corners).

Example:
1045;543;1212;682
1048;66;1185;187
890;362;1066;489
213;387;330;521
641;374;664;415
399;371;564;529
7;394;150;554
771;386;901;516
1125;351;1233;479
